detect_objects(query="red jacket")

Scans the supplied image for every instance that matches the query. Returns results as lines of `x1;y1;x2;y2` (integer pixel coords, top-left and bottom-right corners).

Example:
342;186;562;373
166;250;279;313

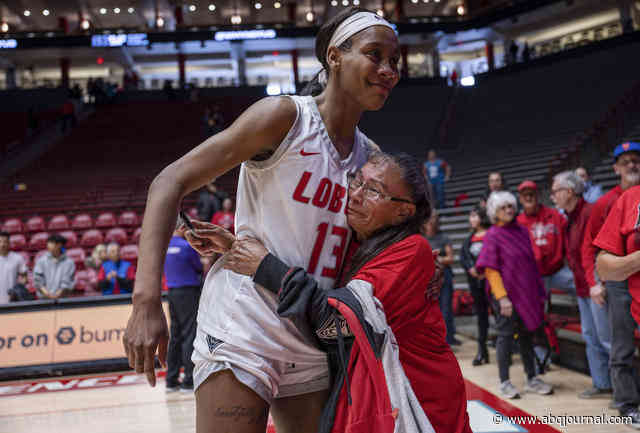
581;185;623;288
254;235;471;433
565;198;593;298
517;205;567;276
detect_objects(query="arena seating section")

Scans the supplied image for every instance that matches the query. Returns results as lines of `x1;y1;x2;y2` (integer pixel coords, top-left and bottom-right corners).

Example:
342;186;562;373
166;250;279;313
1;33;640;372
0;90;263;295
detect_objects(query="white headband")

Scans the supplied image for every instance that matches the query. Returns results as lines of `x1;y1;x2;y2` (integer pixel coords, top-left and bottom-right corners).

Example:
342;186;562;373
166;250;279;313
319;12;394;86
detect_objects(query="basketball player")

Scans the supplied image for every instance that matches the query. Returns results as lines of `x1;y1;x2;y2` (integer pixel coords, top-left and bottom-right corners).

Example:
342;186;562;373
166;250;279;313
123;7;401;433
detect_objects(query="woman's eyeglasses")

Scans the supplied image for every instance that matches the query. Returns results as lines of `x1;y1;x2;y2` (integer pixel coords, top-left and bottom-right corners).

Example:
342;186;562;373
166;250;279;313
346;173;414;204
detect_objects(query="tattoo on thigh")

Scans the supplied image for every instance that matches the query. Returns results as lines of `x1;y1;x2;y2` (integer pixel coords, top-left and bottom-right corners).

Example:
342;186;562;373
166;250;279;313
214;406;268;425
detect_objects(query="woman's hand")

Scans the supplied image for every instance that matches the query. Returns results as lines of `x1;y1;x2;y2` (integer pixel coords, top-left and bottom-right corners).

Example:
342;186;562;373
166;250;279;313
425;250;444;300
469;266;479;278
499;297;513;317
223;237;269;277
184;220;235;255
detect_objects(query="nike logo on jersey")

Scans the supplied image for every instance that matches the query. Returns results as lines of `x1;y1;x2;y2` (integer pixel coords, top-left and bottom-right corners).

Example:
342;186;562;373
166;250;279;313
300;149;321;156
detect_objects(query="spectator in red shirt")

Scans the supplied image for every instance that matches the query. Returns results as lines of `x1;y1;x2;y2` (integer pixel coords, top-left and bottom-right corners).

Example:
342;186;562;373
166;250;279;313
516;180;572;294
517;179;573;374
211;197;235;234
551;170;611;399
592;142;640;421
595;184;640;426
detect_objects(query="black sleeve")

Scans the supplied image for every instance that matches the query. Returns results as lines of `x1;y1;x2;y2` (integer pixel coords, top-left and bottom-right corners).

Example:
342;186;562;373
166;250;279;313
254;254;340;346
460;234;475;272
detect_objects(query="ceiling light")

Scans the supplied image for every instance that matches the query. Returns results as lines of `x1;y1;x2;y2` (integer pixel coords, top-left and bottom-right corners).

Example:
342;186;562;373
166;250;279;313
189;5;197;11
274;1;282;8
81;19;90;30
376;9;384;16
255;2;262;9
114;7;121;13
99;8;107;14
42;9;50;16
411;0;418;3
331;0;338;5
23;10;31;17
231;14;242;24
353;0;359;4
305;11;314;22
128;7;135;13
342;0;349;5
208;4;216;11
457;4;465;15
1;22;8;33
156;16;165;27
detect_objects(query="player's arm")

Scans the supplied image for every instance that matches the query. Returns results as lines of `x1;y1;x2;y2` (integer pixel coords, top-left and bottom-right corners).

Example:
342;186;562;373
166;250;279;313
596;250;640;282
124;97;297;386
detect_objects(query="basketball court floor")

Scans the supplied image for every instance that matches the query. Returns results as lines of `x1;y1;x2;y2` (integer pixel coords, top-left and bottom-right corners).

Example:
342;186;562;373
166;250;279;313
0;336;632;433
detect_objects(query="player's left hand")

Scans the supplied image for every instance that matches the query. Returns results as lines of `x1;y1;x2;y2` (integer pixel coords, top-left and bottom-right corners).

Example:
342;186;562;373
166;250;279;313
425;249;444;301
223;237;269;277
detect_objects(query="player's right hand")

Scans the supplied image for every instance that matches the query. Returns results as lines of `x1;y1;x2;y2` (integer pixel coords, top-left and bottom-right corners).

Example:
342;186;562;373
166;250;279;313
185;220;235;255
123;298;169;387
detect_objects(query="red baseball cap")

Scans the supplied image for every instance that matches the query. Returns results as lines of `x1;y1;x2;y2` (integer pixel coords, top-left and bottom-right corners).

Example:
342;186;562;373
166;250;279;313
517;180;538;192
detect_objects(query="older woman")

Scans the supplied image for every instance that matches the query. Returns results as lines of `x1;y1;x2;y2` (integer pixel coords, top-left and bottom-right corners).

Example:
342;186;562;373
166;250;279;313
207;153;471;433
476;191;552;399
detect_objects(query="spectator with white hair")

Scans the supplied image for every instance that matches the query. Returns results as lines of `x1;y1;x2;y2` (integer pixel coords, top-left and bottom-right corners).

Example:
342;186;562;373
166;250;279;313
476;191;551;399
551;170;612;398
98;242;135;295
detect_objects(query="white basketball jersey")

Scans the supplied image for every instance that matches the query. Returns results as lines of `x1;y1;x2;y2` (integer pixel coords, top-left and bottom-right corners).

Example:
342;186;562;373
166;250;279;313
198;95;372;363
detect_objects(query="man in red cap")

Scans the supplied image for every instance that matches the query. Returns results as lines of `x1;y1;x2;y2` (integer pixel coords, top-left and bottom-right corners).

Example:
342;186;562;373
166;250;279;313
516;179;573;373
589;142;640;423
516;180;571;294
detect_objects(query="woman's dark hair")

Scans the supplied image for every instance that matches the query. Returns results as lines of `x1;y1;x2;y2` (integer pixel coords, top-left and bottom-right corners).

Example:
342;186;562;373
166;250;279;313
299;6;372;96
344;152;433;282
470;205;491;229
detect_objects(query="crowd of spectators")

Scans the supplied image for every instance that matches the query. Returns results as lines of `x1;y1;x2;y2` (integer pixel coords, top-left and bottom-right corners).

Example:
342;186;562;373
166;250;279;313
450;141;640;425
0;183;231;303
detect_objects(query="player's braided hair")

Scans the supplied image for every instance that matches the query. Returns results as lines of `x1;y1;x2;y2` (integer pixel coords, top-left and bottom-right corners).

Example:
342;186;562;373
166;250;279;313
299;6;371;97
344;152;433;282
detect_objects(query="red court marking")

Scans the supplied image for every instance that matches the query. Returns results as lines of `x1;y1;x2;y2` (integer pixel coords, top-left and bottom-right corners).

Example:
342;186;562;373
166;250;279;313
465;379;561;432
0;371;166;397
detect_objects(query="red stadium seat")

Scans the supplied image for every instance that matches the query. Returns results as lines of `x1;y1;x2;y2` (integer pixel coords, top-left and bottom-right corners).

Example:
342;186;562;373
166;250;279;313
132;227;142;243
17;251;30;267
48;214;70;231
59;230;78;248
71;213;93;230
118;211;139;227
29;232;50;251
75;268;98;293
105;227;127;245
80;229;104;248
66;247;86;269
2;218;23;234
95;212;116;229
74;270;89;291
120;244;139;263
25;216;46;233
9;234;26;250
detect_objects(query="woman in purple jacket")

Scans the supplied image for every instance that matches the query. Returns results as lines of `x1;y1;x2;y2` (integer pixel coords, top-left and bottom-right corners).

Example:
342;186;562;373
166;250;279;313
476;191;553;400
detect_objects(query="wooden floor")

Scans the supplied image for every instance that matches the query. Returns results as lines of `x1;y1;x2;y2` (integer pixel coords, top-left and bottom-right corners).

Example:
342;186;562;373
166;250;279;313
0;336;633;433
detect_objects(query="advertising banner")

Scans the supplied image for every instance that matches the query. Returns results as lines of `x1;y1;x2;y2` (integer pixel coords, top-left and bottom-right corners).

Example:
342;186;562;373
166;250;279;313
0;302;169;369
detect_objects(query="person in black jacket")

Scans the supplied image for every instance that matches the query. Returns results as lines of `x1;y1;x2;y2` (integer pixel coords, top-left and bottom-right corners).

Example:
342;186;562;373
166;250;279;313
460;205;491;365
